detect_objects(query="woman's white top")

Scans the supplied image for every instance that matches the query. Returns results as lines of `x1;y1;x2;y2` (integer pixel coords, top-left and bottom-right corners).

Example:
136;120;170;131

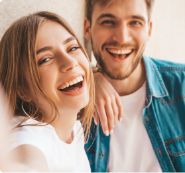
10;118;90;172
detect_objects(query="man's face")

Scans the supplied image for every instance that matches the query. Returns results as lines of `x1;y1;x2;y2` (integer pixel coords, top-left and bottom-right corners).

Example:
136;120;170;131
85;0;152;80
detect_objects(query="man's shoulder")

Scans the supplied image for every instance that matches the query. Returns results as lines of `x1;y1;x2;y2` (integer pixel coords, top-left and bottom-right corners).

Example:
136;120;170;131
144;56;185;72
144;56;185;98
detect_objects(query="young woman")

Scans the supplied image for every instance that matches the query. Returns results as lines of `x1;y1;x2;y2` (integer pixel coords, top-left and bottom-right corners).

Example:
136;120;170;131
0;11;94;171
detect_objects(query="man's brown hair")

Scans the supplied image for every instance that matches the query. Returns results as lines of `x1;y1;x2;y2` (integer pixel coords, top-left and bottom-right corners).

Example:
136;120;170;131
85;0;155;22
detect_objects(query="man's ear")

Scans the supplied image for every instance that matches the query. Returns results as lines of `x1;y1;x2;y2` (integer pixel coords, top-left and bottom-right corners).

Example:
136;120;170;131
84;18;91;40
148;21;152;37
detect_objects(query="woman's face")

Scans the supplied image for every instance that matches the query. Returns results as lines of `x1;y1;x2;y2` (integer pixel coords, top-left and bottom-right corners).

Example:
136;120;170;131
33;20;90;116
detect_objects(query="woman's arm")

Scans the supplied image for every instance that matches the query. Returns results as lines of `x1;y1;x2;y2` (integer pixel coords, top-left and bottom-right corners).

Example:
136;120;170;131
7;145;48;172
0;85;48;172
94;72;123;136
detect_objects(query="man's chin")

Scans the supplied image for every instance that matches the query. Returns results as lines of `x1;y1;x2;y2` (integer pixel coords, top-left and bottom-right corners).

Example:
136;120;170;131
104;70;130;80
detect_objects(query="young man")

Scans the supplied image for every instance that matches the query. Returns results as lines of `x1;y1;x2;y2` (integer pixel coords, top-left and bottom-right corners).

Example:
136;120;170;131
84;0;185;172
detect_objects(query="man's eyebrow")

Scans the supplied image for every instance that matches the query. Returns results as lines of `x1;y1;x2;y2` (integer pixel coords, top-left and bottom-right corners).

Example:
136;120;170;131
96;13;146;22
131;15;146;22
97;13;115;21
36;36;76;55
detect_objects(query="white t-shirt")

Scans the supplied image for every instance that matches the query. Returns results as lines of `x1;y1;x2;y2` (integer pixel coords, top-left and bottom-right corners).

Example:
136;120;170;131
10;118;90;172
108;83;161;172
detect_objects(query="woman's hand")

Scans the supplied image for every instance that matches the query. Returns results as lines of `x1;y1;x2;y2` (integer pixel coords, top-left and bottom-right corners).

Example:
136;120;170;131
0;85;47;172
94;72;123;136
0;86;11;171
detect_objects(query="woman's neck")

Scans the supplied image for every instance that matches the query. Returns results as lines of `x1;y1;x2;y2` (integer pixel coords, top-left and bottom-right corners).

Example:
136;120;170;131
49;109;78;144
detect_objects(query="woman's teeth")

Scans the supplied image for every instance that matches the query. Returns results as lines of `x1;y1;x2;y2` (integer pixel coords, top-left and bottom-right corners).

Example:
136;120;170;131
60;76;83;90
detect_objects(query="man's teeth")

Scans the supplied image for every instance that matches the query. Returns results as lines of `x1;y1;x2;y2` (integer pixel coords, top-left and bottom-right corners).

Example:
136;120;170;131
107;48;132;55
60;76;83;90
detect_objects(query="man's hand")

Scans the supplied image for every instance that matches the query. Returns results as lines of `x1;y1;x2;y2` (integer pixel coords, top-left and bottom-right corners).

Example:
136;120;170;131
94;73;123;136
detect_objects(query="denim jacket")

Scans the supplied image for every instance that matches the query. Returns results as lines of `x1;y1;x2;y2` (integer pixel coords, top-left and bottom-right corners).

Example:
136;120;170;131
85;56;185;172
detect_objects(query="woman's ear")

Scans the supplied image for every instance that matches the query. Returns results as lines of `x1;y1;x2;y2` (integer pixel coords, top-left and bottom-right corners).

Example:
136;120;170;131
84;18;91;40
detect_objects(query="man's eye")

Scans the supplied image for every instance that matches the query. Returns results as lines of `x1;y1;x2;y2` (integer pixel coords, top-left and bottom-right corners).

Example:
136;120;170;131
129;21;143;27
100;20;115;26
37;57;52;66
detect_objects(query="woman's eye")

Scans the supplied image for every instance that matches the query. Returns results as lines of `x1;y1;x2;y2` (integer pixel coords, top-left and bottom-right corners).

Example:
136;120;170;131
37;57;52;66
68;46;80;52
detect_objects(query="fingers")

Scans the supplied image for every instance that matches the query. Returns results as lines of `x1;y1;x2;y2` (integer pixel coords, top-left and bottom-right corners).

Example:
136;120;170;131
93;111;99;125
104;98;115;134
115;94;123;121
96;95;123;136
96;96;118;136
93;72;124;136
96;101;109;136
111;96;119;125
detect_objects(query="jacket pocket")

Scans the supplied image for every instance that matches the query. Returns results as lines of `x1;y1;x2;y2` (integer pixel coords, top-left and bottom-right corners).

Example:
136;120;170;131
165;135;185;171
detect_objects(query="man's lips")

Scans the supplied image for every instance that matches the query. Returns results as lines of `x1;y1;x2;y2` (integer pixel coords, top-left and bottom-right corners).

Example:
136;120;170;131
105;47;134;60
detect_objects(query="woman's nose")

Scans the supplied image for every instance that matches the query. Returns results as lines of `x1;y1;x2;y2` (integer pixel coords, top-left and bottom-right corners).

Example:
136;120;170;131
59;53;78;72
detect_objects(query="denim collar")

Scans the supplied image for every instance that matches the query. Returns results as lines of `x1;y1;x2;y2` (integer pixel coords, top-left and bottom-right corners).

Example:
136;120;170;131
143;56;169;98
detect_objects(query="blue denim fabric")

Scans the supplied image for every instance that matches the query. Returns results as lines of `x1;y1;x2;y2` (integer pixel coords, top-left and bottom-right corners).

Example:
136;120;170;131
85;56;185;172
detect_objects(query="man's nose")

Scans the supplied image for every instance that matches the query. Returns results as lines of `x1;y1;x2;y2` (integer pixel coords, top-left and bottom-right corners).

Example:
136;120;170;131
113;24;131;44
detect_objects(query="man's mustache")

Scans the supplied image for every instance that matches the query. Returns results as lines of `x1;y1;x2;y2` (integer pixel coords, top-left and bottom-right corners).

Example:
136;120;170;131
102;41;136;49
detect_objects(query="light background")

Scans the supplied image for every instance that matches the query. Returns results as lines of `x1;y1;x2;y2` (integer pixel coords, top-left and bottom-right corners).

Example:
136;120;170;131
0;0;85;41
145;0;185;63
0;0;185;63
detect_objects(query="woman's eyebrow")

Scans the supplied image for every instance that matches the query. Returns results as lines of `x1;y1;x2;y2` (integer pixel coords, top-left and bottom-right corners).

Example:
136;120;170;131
36;36;76;55
36;46;52;55
63;36;76;45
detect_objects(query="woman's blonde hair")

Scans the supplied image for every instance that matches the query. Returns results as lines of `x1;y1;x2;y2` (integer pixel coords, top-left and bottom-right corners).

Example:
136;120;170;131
0;11;95;138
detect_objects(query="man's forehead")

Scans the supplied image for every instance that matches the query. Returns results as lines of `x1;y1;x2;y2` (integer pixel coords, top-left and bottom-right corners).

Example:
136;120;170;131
92;0;148;21
93;0;147;11
93;0;114;9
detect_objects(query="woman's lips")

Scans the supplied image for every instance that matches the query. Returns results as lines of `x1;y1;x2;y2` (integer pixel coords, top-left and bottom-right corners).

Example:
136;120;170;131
59;80;85;96
59;76;84;90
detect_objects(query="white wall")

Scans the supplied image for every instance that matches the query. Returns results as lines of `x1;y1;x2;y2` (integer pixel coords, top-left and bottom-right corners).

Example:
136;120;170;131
0;0;185;63
145;0;185;63
0;0;84;42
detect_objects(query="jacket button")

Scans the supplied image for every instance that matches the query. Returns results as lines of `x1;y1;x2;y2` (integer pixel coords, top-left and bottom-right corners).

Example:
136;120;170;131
144;116;150;123
99;152;104;158
156;148;162;156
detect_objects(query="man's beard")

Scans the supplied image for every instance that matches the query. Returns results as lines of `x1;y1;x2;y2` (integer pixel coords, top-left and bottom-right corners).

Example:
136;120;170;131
94;51;142;80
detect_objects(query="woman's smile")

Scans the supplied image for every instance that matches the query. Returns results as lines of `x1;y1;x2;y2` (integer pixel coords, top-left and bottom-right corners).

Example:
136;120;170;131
58;75;86;96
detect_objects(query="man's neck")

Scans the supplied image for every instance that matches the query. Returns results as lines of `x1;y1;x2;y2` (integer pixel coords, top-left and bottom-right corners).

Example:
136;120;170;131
106;60;146;96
